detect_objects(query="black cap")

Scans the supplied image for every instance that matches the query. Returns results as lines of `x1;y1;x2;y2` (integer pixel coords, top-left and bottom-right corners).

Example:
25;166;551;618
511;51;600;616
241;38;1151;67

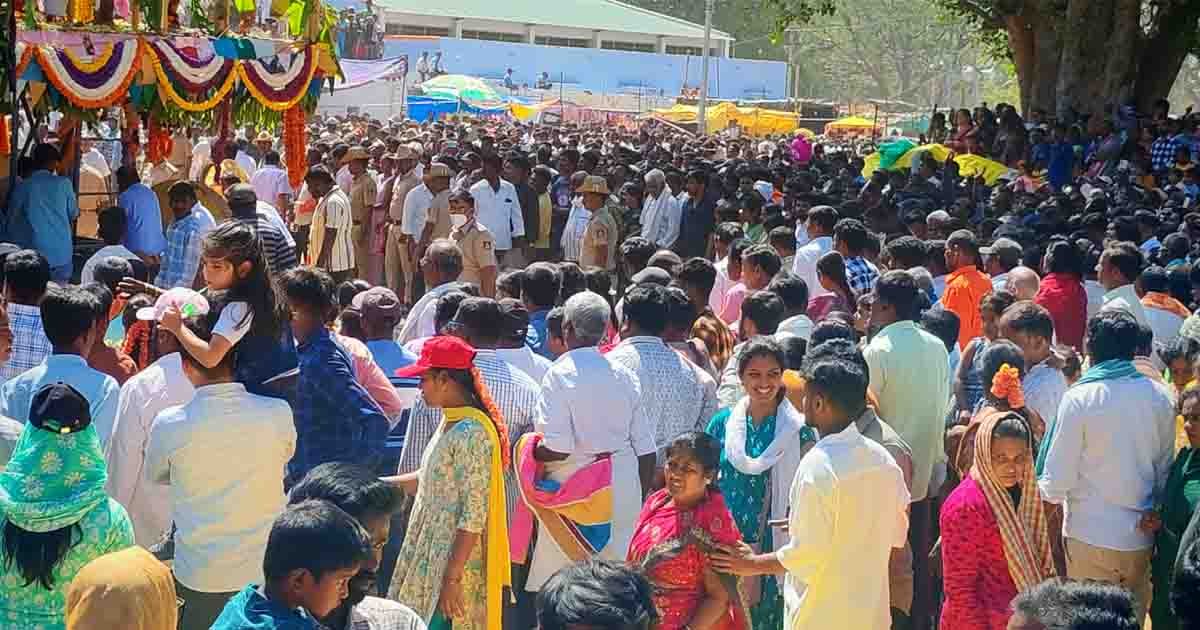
498;298;530;340
30;383;92;434
226;183;257;206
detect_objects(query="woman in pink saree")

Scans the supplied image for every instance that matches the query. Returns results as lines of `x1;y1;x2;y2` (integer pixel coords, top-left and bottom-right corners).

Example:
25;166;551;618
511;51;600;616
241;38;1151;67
627;432;748;630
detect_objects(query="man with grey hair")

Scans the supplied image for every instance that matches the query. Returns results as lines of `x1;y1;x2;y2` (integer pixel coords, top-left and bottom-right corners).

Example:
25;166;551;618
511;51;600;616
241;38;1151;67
395;239;465;344
528;290;657;596
640;169;681;249
1005;265;1041;301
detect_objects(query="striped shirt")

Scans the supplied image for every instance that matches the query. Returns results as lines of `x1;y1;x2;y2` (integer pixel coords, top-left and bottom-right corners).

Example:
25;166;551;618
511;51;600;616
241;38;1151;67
236;216;297;278
397;348;542;522
308;187;355;273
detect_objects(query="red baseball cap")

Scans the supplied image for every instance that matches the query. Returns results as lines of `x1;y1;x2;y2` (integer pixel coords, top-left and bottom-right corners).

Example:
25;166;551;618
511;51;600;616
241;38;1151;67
395;336;477;377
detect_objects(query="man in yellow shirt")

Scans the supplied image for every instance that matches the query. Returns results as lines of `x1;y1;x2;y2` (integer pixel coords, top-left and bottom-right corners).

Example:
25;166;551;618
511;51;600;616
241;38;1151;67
531;166;555;261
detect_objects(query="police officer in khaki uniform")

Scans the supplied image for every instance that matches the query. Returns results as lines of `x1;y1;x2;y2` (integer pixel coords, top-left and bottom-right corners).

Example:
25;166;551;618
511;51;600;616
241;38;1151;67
345;146;377;281
578;175;619;272
448;189;498;298
385;145;421;301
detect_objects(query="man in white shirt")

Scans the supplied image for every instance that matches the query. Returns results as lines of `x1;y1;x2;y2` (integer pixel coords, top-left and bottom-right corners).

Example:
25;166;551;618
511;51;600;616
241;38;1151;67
249;150;293;212
712;348;909;629
105;325;193;546
494;298;553;382
1038;310;1175;623
607;285;716;456
999;301;1068;434
395;240;465;344
234;142;258;181
1097;241;1150;327
81;139;111;180
528;290;657;594
190;135;211;182
469;153;525;261
791;205;838;304
145;312;295;630
640;169;681;249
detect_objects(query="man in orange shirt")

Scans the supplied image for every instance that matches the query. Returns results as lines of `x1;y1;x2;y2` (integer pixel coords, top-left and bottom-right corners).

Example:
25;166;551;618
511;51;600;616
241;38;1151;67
940;229;995;349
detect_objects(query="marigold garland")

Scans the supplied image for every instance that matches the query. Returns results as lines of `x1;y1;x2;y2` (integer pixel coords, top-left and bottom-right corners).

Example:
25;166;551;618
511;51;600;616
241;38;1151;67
149;49;238;112
990;363;1025;409
0;116;10;156
283;103;307;189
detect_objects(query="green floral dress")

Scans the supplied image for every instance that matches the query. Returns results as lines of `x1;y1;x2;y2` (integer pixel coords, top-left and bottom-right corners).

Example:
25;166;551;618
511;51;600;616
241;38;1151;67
707;409;783;630
390;417;493;629
0;424;135;630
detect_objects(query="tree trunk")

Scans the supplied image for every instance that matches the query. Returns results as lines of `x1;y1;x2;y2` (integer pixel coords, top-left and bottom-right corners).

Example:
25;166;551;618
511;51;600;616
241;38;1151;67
1004;13;1036;113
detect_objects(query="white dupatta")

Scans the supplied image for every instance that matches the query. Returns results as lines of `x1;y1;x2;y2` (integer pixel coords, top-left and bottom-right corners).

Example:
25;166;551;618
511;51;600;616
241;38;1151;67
724;396;815;552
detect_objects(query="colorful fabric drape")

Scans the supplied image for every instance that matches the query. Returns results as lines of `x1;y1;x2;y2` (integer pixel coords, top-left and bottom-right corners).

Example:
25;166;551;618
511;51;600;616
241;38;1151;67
628;488;748;630
148;38;236;91
236;47;318;111
35;39;142;109
970;411;1054;591
511;433;613;564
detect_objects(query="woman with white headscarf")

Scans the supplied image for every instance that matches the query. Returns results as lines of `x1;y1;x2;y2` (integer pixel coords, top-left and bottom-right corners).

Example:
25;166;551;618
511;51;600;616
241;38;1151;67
640;169;681;249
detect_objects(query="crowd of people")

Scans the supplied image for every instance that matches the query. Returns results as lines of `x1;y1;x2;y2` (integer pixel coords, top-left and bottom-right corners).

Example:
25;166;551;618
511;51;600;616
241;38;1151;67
3;97;1200;630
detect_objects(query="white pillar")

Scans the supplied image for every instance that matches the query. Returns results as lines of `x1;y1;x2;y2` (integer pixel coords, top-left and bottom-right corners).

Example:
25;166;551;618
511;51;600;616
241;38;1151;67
721;38;730;58
591;30;602;48
656;35;666;54
526;24;536;44
452;18;464;38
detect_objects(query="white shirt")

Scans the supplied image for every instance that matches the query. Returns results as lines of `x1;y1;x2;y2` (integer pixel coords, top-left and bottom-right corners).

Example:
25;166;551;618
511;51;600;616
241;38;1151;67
1023;360;1068;437
792;235;834;302
606;336;716;453
235;150;258;181
1100;283;1150;327
250;165;293;211
776;422;909;630
494;346;553;383
1084;279;1105;320
336;164;354;195
80;244;139;285
82;147;111;179
540;346;655;458
1038;375;1175;551
777;314;814;341
1145;305;1185;353
145;382;295;592
396;282;455;344
190;139;211;182
469;178;525;250
400;183;434;237
105;352;194;546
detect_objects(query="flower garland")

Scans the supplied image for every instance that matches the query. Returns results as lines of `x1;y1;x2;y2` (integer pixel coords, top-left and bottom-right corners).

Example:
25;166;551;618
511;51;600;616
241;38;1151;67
235;48;317;111
148;45;238;112
35;39;141;109
283;103;306;189
148;38;234;92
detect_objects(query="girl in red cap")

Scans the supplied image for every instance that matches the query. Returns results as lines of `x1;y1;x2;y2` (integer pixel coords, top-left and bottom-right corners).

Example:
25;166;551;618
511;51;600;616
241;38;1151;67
387;336;511;630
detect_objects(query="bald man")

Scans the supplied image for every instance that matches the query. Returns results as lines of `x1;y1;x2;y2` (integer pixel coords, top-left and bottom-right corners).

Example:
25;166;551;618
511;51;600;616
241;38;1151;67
1005;266;1041;301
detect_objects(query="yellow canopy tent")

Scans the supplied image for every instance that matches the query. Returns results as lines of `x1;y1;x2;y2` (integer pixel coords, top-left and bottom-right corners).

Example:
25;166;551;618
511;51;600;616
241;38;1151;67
826;116;880;132
645;102;799;137
861;143;1013;185
510;99;560;122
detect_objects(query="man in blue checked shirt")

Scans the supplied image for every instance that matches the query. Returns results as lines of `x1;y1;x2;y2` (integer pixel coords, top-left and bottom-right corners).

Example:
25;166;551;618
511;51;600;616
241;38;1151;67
279;266;389;487
155;182;210;290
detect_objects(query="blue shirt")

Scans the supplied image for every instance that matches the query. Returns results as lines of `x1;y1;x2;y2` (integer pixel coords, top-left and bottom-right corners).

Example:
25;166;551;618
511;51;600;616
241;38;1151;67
1047;142;1075;189
118;183;167;257
364;339;417;375
0;354;120;447
5;170;79;268
210;585;322;630
290;328;389;484
526;309;553;359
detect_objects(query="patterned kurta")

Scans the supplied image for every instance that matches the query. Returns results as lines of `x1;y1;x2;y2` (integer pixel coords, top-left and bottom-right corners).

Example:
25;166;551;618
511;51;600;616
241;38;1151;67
0;499;134;630
389;419;493;629
707;410;783;630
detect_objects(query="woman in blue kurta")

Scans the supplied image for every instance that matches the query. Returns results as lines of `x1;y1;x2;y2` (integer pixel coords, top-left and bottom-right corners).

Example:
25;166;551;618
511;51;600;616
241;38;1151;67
706;338;814;630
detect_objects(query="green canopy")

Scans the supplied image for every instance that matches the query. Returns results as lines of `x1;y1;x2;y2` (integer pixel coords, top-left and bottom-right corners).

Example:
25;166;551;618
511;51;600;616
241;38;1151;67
420;74;502;103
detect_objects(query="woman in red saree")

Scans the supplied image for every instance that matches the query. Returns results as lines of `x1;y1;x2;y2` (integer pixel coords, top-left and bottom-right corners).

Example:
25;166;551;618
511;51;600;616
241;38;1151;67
627;432;749;630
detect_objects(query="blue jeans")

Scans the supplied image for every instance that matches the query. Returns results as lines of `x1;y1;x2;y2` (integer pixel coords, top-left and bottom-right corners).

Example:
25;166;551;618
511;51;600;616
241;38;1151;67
50;264;71;284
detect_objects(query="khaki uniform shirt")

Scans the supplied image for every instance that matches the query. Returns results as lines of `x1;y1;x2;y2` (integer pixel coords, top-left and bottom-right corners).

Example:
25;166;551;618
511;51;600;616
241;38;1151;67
580;207;619;271
426;189;453;241
389;169;422;223
451;220;497;286
349;172;377;225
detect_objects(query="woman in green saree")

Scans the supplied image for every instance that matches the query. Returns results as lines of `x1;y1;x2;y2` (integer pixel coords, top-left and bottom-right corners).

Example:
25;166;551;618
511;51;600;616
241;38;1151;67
1151;386;1200;630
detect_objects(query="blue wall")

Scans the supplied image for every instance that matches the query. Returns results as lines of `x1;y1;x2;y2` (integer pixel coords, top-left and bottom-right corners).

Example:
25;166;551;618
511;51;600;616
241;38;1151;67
382;37;786;100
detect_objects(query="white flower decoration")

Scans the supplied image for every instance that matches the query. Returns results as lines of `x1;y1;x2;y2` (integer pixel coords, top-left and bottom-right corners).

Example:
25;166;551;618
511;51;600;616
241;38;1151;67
22;477;43;499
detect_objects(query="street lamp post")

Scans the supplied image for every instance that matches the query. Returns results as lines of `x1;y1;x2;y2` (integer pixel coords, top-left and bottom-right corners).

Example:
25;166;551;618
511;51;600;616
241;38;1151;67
697;0;714;135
